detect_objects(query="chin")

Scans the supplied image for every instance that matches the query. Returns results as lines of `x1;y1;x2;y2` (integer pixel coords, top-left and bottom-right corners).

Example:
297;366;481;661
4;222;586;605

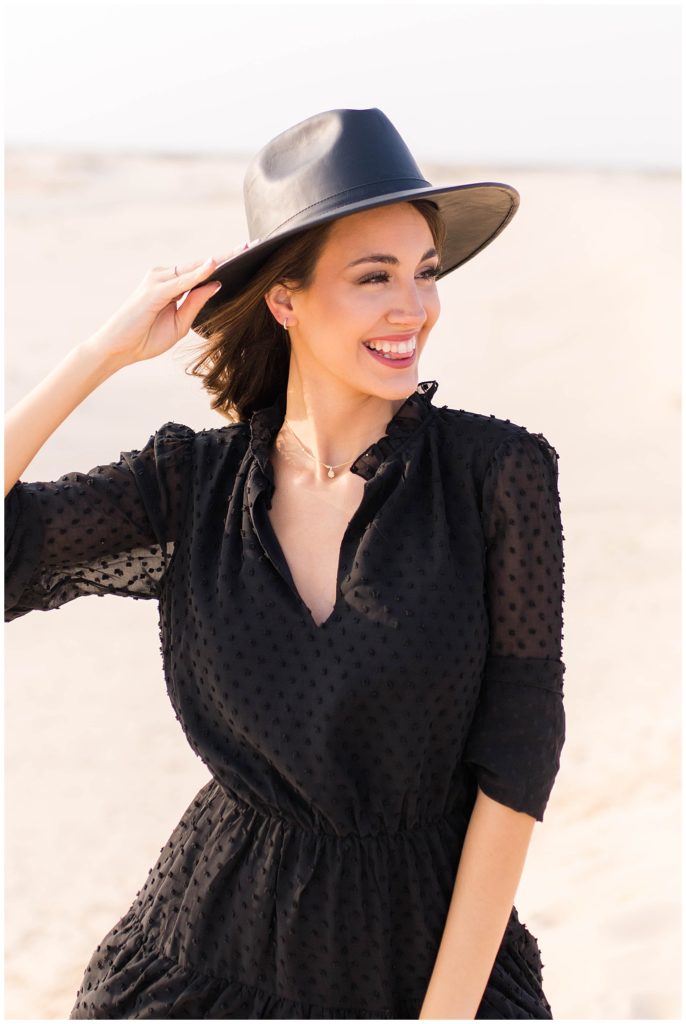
358;370;419;402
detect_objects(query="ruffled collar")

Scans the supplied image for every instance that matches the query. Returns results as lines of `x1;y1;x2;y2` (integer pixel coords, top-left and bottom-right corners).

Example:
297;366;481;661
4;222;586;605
248;379;439;484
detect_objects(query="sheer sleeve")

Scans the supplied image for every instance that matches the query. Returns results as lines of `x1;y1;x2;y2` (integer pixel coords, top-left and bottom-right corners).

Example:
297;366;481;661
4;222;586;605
463;428;567;822
4;421;195;622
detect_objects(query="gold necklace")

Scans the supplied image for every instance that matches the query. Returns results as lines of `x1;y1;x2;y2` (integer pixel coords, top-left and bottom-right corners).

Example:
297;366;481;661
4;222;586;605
283;417;365;479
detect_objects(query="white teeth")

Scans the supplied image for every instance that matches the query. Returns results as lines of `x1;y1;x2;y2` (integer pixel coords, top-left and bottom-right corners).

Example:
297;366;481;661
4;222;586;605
364;336;416;354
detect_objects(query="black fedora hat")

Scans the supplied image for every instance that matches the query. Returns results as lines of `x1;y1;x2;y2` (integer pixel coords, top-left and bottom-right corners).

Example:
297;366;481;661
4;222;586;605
191;107;519;337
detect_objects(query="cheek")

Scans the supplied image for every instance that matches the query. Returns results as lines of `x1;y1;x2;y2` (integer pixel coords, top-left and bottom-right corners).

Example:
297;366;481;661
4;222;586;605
325;288;380;326
427;291;441;323
316;283;365;313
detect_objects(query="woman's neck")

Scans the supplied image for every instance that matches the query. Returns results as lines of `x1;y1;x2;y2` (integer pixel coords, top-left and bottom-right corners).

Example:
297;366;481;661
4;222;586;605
274;385;407;484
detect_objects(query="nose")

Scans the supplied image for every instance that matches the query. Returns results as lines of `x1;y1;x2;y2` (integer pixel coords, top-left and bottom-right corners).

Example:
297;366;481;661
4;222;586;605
386;278;429;328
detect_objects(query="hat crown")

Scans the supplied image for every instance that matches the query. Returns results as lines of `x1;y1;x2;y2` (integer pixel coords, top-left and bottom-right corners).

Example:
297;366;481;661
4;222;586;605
243;108;432;242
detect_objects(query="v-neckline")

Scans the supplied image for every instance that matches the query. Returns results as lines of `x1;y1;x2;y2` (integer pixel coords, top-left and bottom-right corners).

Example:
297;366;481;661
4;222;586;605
245;380;440;630
264;493;365;630
251;461;372;632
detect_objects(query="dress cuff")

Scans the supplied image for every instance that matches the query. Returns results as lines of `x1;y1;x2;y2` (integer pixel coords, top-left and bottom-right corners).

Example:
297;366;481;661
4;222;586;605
462;655;566;821
5;482;45;621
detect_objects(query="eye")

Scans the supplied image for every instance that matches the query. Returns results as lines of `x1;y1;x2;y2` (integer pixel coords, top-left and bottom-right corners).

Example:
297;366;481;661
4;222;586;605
421;265;441;280
359;264;441;285
359;271;389;285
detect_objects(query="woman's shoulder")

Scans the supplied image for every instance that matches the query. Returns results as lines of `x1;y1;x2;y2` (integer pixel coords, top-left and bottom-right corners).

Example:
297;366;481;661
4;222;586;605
432;404;560;473
138;420;250;487
151;418;249;451
433;403;533;452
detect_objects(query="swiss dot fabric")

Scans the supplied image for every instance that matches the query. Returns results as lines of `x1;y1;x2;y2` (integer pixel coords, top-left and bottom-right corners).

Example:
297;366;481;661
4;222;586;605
4;379;566;1019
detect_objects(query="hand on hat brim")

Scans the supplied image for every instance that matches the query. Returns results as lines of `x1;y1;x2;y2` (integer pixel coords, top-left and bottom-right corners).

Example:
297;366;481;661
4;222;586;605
211;239;263;272
186;241;257;298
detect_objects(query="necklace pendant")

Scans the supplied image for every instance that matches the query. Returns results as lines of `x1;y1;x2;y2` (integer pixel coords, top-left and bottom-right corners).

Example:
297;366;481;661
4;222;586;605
326;466;335;479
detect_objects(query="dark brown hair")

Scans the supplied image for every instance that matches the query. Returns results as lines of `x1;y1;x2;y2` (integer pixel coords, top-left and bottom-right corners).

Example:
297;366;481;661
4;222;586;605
184;200;446;422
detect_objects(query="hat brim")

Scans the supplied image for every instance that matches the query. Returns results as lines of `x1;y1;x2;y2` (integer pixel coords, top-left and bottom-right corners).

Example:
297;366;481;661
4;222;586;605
190;180;519;337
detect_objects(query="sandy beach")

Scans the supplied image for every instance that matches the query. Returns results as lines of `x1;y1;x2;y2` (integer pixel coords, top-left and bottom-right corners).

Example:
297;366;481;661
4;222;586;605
4;148;681;1019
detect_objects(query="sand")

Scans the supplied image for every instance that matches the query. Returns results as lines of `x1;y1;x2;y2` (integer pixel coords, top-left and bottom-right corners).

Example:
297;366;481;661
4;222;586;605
4;148;681;1019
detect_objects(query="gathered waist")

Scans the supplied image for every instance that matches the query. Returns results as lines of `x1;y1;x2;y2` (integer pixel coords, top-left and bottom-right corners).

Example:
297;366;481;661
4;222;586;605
202;775;472;840
132;774;472;1013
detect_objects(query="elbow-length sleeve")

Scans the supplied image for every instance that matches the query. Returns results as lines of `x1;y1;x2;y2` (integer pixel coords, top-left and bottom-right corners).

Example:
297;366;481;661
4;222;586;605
463;428;567;822
4;421;195;622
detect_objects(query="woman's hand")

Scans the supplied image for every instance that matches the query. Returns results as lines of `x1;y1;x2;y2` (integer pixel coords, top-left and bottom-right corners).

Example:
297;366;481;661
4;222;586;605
86;244;249;368
4;243;256;495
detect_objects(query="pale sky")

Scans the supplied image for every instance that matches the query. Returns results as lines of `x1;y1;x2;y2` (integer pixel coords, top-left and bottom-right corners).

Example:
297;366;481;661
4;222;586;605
3;1;682;170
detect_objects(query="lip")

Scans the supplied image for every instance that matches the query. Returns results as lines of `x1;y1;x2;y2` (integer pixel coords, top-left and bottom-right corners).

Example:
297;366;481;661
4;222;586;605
363;343;416;368
366;332;418;342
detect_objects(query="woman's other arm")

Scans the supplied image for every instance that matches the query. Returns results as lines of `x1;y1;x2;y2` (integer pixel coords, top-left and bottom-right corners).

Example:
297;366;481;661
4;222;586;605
418;788;536;1019
419;428;567;1019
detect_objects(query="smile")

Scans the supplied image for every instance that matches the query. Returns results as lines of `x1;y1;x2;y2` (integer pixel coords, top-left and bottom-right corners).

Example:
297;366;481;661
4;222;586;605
362;336;417;366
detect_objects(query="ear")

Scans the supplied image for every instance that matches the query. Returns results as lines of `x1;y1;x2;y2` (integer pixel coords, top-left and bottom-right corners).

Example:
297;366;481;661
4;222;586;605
264;284;295;328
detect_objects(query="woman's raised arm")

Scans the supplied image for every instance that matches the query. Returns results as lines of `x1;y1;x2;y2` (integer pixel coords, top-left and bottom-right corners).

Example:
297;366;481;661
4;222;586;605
5;255;224;496
3;252;252;620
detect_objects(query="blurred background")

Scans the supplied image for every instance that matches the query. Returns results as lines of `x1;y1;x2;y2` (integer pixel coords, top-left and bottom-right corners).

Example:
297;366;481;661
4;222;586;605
3;0;681;1019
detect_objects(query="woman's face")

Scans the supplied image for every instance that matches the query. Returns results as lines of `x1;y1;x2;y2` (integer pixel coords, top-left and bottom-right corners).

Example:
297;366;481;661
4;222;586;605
268;202;441;399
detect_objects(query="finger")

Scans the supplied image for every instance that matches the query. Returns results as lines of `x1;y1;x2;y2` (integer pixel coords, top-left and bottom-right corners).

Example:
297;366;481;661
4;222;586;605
149;258;206;278
162;239;257;294
172;257;213;277
158;257;217;293
173;247;242;278
221;243;250;260
213;239;262;267
211;250;241;268
175;280;222;335
178;256;216;278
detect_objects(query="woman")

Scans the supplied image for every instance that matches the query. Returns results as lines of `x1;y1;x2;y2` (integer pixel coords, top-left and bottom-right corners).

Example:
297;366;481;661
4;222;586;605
5;108;566;1019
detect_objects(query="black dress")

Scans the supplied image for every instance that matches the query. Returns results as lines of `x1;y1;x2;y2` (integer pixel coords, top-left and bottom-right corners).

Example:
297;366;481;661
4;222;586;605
4;379;566;1019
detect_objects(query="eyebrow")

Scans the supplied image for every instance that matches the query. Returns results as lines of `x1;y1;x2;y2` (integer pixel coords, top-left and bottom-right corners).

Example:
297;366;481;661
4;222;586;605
346;247;438;268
